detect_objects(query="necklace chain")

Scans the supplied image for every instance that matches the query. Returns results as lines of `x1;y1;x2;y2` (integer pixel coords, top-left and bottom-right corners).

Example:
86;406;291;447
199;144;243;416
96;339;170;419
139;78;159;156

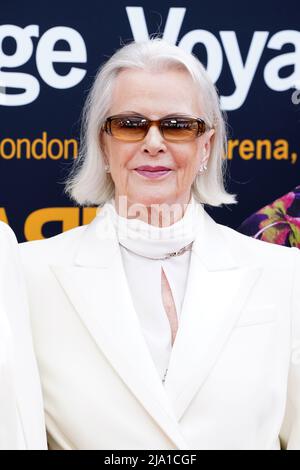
118;240;193;260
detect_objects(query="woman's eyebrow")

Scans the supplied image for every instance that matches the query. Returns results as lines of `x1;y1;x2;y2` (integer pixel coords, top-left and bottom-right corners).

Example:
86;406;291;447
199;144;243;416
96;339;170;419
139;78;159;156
117;110;146;116
162;113;192;118
116;111;192;118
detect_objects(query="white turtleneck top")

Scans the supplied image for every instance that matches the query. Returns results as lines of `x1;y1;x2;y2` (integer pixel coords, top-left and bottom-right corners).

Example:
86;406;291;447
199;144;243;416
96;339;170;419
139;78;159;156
103;194;202;383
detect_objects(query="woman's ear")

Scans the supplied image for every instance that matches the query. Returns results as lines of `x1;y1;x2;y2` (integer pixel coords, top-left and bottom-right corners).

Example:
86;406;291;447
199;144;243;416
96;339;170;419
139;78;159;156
202;128;215;165
99;130;109;165
99;129;106;154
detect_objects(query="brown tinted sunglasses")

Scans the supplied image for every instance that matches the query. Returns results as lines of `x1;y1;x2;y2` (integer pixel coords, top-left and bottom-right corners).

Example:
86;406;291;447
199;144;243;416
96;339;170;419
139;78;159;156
101;114;210;142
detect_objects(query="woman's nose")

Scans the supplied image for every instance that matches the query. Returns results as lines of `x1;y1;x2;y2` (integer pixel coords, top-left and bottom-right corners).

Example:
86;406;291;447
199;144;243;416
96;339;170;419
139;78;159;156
141;124;167;155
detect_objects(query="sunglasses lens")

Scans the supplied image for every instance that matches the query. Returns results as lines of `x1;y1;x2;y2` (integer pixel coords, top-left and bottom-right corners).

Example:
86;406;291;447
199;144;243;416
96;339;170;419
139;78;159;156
161;118;200;141
110;117;148;141
106;116;205;142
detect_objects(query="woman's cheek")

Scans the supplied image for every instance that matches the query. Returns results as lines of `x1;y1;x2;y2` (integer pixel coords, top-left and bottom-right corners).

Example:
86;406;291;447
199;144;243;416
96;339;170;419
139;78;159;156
177;164;192;180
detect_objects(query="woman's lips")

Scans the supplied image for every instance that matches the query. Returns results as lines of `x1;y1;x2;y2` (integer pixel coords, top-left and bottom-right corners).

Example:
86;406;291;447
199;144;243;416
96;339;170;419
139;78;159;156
134;169;172;179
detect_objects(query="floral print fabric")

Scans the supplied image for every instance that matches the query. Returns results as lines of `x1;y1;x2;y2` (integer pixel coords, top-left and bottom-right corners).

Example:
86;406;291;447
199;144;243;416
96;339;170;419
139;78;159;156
238;186;300;248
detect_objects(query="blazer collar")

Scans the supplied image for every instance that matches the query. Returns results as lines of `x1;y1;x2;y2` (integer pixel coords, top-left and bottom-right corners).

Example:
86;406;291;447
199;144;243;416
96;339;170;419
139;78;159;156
74;202;237;271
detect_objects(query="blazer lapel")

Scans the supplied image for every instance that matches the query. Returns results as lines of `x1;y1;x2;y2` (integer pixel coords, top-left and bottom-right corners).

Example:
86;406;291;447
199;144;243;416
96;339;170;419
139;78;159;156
164;211;262;421
51;210;188;449
50;204;262;442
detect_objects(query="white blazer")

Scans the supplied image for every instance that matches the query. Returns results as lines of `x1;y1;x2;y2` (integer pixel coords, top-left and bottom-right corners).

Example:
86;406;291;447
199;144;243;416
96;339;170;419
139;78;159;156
0;222;47;450
19;204;300;450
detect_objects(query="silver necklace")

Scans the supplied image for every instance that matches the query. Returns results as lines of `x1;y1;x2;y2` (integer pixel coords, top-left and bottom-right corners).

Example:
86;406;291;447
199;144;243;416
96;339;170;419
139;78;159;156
118;240;194;260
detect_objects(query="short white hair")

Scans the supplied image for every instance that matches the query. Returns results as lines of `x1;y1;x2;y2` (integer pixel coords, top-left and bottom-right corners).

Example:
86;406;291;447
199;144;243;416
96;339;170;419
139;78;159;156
65;37;236;207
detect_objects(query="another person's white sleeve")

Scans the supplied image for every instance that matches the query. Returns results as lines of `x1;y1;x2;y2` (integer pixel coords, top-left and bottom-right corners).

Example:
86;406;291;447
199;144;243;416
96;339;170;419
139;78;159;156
0;222;47;449
279;248;300;450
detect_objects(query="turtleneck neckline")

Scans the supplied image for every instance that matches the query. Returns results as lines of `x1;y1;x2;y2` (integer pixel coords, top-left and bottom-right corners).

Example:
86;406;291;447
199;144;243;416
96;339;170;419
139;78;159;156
102;194;203;260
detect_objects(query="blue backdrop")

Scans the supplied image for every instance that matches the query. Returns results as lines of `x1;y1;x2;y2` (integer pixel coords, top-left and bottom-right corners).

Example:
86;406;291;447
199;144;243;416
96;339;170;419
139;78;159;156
0;0;299;241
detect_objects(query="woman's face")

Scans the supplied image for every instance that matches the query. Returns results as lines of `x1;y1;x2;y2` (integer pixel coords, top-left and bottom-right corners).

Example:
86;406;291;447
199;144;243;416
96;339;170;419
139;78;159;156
101;68;215;209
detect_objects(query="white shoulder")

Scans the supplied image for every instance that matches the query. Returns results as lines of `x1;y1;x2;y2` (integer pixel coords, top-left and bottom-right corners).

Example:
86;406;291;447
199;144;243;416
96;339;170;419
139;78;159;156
217;221;296;266
279;247;300;449
0;222;18;246
19;224;87;266
292;248;300;334
0;223;20;271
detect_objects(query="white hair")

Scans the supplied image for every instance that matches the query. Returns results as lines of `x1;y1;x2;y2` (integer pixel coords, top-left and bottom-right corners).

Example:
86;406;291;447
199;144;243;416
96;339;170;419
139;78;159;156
65;37;236;207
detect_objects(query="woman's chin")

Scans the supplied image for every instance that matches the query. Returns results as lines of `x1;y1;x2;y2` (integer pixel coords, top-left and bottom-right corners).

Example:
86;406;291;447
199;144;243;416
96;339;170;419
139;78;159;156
127;192;174;207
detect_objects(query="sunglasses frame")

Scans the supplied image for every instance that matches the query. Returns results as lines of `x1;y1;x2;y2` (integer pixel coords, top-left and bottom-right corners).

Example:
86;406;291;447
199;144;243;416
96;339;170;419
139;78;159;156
101;114;209;142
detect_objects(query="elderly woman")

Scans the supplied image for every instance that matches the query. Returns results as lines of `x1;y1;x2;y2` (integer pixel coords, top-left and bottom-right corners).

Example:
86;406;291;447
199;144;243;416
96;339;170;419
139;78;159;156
20;38;299;450
0;222;46;449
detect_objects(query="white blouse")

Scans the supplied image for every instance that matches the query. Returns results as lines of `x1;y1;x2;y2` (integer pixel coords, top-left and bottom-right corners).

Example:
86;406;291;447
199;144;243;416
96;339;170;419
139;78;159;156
103;194;203;383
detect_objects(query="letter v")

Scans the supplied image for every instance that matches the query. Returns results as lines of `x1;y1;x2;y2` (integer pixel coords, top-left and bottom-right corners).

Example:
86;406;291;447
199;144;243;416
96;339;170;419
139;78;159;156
126;7;186;44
